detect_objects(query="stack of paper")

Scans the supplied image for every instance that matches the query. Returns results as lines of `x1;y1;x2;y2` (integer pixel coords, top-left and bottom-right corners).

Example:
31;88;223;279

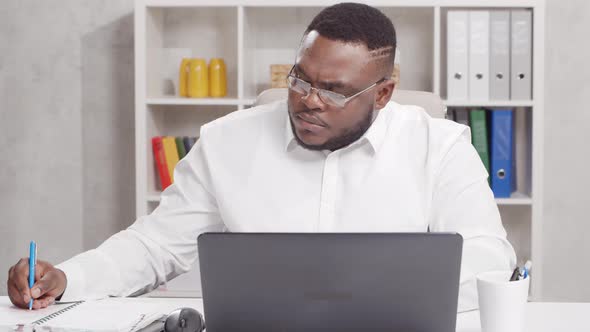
1;297;167;332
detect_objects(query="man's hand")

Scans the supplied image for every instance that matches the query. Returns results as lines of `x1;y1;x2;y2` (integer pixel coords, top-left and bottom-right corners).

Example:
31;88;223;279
7;258;67;309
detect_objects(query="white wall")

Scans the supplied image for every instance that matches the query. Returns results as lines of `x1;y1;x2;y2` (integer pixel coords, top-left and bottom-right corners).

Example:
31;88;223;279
541;0;590;301
0;0;135;292
0;0;589;301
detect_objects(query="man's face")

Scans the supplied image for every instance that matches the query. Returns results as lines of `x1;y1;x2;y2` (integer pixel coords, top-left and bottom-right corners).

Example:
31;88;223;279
287;31;384;151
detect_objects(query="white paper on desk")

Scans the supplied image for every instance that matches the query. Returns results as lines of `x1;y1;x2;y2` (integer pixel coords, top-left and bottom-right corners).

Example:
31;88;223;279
0;297;166;332
37;298;166;332
0;297;74;329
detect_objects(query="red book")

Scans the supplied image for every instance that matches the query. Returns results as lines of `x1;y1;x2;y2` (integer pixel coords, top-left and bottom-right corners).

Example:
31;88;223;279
152;136;172;190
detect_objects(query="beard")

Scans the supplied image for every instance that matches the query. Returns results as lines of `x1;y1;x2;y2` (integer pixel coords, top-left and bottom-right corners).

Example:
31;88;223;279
289;105;375;152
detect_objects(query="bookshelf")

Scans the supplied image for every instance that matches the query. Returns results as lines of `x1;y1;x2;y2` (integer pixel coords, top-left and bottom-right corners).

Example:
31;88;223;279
134;0;545;299
146;97;255;106
444;100;535;107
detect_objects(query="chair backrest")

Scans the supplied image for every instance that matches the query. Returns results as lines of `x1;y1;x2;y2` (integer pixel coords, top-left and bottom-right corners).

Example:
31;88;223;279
254;88;447;119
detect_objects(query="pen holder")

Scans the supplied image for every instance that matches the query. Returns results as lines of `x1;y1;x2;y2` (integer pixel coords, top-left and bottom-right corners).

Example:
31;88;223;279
477;270;530;332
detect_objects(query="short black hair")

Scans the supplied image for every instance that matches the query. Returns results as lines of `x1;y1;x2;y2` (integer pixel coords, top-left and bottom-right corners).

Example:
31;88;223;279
305;3;397;67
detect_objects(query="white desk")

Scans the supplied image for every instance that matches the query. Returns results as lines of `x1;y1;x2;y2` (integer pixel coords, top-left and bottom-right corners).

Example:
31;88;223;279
143;298;590;332
455;302;589;331
1;296;588;331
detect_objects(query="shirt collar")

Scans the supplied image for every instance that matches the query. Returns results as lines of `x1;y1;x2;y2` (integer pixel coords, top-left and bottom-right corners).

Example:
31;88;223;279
284;101;394;155
359;102;391;154
284;111;298;152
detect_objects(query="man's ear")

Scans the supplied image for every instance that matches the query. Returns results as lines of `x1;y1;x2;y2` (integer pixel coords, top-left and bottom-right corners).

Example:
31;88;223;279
375;80;395;110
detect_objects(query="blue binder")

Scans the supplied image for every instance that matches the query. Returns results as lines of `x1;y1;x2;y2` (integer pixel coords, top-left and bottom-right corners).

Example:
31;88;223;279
490;109;514;198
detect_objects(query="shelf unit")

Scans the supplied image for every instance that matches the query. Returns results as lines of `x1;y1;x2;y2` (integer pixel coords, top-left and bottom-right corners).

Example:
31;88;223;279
146;97;256;105
135;0;545;299
444;100;535;107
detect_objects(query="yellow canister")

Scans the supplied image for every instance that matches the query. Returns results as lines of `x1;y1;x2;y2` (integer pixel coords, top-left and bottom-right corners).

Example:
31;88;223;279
178;58;191;97
209;58;227;98
188;58;209;98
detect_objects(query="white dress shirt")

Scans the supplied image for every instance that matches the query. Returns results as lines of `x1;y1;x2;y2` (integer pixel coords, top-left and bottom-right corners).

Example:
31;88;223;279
57;100;516;312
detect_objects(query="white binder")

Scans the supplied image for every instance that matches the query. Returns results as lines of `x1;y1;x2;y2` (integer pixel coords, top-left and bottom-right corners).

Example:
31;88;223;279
468;11;490;101
511;10;532;100
489;11;511;100
447;11;469;100
447;109;456;121
514;107;532;195
454;109;470;127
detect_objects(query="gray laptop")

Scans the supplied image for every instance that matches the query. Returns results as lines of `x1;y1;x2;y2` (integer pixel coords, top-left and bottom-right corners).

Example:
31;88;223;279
198;233;462;332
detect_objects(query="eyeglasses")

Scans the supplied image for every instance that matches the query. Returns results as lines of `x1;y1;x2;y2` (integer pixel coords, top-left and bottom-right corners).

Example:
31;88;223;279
287;67;386;108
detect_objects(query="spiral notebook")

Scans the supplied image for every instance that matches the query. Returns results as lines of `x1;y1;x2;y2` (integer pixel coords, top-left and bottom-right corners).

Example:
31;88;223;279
0;297;166;332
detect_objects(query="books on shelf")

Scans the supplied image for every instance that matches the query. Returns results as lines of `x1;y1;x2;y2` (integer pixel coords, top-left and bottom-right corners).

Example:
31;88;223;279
447;10;469;101
175;137;187;160
448;108;530;199
183;137;197;155
513;107;532;195
469;109;491;180
489;10;510;100
490;109;514;198
510;10;533;100
152;136;199;190
447;9;532;101
162;137;180;184
152;137;172;190
468;11;490;101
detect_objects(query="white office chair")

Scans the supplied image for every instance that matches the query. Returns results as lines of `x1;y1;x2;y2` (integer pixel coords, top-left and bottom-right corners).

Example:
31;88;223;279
254;88;447;119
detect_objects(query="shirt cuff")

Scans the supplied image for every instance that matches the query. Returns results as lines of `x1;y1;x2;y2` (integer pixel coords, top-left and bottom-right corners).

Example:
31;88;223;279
55;259;86;302
457;277;479;312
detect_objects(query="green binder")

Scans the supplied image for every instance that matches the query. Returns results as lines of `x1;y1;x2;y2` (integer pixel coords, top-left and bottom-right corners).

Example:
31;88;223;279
469;110;490;182
175;136;187;159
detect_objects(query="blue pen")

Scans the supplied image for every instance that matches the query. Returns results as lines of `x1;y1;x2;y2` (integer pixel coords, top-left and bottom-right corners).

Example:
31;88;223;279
28;241;36;310
523;260;532;279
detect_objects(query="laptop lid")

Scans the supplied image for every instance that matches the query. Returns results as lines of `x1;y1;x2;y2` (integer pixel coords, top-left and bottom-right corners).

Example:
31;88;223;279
198;232;463;332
